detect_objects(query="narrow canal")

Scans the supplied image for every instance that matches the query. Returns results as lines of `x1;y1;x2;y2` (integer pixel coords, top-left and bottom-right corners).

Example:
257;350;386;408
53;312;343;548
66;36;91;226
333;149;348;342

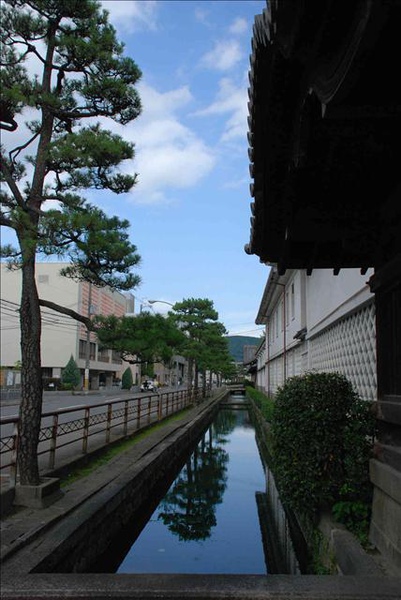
91;402;302;575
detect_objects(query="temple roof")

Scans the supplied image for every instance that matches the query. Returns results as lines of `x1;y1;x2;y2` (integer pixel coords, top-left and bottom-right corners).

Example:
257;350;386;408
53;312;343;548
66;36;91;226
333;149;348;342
245;0;401;274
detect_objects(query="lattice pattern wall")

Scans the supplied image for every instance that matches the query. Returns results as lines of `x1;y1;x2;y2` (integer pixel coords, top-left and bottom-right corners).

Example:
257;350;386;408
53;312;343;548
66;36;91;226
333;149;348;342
309;301;377;401
267;346;303;395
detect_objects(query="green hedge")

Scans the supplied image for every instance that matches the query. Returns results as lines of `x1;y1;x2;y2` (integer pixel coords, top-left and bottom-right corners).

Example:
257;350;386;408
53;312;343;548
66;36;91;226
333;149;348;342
270;372;375;522
245;385;275;422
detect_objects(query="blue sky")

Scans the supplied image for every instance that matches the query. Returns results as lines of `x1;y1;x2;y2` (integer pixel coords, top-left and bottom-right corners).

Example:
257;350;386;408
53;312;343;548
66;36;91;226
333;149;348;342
3;0;270;336
99;0;269;335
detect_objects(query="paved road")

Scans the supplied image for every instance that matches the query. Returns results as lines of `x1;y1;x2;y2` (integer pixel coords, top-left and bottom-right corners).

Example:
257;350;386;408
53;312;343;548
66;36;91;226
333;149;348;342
0;386;183;417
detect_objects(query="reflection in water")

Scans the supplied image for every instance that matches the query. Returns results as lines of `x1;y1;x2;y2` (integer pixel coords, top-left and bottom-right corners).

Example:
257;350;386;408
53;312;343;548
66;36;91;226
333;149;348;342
117;408;268;574
257;467;302;574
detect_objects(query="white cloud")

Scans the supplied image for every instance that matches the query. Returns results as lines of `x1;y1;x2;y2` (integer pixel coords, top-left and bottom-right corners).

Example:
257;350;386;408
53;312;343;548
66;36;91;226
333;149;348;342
194;7;211;27
138;84;193;119
193;78;248;142
101;0;159;32
229;17;248;35
121;82;216;205
136;138;214;200
199;40;242;71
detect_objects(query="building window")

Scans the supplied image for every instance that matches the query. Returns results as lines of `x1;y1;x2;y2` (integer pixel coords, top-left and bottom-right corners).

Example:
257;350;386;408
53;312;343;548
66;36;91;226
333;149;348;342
79;340;96;360
98;347;110;363
111;350;122;364
79;339;86;359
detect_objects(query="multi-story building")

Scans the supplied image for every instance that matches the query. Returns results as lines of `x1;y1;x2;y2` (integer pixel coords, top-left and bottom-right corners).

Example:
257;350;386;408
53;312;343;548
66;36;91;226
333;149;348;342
255;267;376;402
0;262;139;390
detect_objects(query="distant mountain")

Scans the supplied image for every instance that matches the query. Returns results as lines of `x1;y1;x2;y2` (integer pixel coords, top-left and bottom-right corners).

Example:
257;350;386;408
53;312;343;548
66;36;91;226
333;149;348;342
226;335;261;363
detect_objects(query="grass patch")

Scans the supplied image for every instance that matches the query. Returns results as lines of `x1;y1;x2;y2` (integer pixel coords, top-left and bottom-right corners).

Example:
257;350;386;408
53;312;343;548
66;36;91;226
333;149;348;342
61;408;190;488
245;385;275;422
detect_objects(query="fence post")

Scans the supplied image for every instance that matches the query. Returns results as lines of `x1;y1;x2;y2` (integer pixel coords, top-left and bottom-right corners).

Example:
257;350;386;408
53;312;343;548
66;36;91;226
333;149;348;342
147;397;152;425
9;421;19;488
82;407;90;454
158;395;162;421
48;413;58;470
136;396;141;429
106;403;112;444
123;400;129;437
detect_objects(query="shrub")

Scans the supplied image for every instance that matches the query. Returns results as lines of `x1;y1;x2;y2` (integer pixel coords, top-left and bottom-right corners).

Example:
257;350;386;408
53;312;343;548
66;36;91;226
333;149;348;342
121;367;133;390
245;385;275;421
271;372;375;519
61;355;81;389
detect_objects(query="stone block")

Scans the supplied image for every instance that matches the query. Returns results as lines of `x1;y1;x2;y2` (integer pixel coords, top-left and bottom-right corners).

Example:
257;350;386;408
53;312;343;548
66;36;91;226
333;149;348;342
13;477;63;509
370;460;401;571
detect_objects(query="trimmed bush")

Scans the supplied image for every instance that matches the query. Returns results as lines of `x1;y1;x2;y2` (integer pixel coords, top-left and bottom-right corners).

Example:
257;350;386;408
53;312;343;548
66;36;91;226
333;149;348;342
245;385;275;421
271;372;375;519
121;367;133;390
61;355;80;389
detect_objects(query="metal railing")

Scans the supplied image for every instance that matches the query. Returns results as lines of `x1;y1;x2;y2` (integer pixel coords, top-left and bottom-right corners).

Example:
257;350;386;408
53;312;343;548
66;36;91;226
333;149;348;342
0;389;21;403
0;387;209;488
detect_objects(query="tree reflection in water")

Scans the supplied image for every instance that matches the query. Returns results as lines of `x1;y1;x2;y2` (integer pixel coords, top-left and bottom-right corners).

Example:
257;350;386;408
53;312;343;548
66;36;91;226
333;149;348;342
158;410;237;541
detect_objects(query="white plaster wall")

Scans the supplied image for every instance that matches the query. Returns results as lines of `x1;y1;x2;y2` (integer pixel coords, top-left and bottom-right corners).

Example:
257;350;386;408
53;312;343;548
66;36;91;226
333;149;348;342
267;270;305;360
306;268;374;337
257;267;376;397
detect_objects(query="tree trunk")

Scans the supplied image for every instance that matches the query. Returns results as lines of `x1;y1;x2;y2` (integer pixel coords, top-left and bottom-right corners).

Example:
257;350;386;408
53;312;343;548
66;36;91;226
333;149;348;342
194;364;199;394
18;257;43;485
187;357;193;394
202;369;207;396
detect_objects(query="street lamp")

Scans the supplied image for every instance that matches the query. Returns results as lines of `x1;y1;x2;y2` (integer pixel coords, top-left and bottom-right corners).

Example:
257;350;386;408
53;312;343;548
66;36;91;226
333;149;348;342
148;299;181;386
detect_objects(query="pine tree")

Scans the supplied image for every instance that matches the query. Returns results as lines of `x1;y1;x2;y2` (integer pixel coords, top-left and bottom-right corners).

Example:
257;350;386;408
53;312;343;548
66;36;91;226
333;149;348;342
95;312;185;367
61;355;81;390
0;0;142;485
169;298;221;392
121;367;133;390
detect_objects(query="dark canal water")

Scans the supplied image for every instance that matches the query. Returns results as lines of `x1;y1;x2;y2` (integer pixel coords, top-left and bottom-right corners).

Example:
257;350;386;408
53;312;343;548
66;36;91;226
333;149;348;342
92;404;302;575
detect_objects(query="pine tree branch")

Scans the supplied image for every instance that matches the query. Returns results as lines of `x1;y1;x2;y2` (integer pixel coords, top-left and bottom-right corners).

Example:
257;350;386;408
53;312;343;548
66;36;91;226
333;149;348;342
0;213;13;227
0;159;25;207
39;298;94;329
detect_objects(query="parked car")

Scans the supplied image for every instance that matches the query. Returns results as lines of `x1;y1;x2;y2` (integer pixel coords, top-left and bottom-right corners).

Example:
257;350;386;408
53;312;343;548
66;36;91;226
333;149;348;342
140;380;155;392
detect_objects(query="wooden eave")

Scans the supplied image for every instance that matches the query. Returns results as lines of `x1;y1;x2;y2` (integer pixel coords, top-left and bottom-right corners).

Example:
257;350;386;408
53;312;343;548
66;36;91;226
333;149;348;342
245;0;401;274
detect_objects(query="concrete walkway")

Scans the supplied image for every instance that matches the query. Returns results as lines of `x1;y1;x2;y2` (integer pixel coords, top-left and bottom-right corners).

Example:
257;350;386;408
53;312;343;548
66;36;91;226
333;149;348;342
1;391;401;599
